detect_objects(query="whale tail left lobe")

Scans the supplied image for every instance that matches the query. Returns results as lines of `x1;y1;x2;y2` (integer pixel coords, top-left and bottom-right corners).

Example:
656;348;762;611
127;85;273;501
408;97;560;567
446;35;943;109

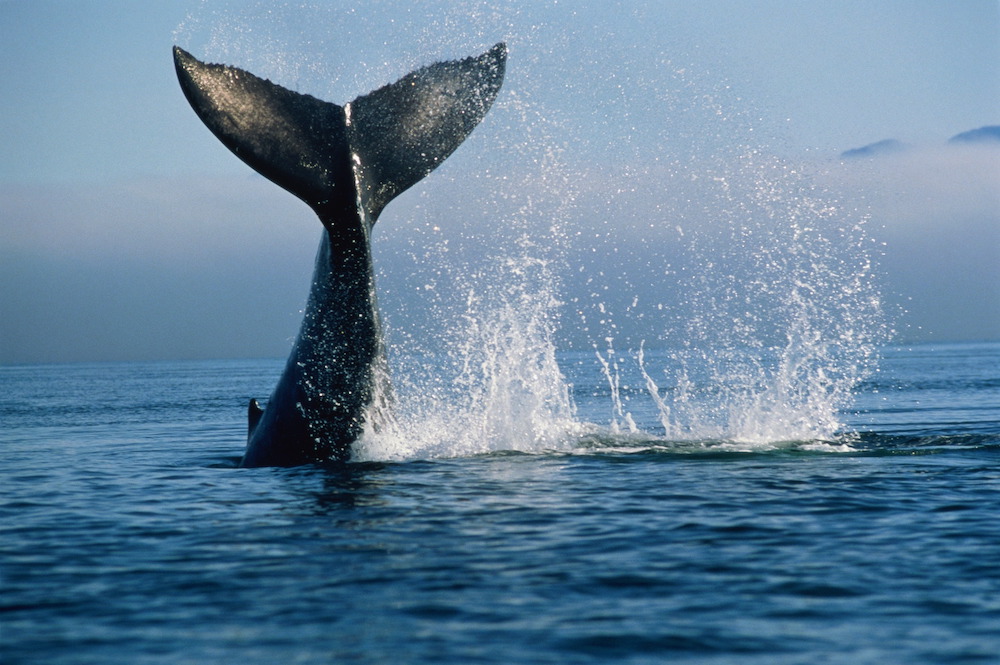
172;44;507;224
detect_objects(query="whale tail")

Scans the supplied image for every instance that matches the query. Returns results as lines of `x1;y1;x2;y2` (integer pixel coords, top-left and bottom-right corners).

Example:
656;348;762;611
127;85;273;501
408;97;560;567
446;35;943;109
172;44;507;223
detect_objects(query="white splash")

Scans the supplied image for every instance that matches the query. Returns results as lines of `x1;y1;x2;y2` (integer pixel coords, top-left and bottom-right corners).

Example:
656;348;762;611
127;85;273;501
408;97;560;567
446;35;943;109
354;253;581;461
626;147;887;448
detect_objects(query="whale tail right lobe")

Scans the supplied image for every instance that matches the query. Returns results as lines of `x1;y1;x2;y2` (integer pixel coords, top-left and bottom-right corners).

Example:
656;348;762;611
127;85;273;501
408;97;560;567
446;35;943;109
172;44;507;224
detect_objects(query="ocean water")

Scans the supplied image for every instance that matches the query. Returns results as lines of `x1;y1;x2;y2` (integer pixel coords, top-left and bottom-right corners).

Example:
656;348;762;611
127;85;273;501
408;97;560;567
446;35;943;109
2;341;998;665
4;7;997;661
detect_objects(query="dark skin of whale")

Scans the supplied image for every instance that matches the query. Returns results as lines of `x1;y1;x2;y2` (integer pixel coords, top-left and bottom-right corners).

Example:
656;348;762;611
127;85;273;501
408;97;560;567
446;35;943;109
173;44;507;467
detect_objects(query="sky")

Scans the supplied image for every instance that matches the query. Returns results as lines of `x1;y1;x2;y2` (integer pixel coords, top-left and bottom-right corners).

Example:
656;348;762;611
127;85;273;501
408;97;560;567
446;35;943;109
1;0;998;364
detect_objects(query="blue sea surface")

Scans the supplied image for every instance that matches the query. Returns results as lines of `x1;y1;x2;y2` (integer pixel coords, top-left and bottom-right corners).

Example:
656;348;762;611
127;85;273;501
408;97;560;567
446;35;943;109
2;342;999;664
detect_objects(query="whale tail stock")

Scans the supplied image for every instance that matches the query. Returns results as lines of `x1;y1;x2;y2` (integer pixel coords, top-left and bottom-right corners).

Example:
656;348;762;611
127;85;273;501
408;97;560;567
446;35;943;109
172;43;508;224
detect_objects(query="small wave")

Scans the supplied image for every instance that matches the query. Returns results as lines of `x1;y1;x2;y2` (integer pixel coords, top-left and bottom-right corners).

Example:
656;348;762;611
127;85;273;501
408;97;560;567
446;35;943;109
356;416;860;463
572;426;858;456
851;431;1000;454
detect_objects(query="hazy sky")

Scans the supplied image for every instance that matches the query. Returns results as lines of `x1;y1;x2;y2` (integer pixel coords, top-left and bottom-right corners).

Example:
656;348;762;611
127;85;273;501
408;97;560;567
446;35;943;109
1;0;998;363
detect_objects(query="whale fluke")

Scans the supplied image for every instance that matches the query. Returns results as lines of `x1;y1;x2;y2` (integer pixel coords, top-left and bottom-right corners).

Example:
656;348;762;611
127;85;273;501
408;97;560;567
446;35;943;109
174;44;507;467
173;44;506;223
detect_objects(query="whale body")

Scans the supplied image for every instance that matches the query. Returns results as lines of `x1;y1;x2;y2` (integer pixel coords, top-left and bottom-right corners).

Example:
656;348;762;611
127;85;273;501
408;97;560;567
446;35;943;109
173;44;507;467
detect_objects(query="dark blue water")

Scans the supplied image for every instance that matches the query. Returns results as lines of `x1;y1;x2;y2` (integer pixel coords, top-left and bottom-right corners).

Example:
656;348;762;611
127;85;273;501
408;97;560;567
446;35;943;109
2;342;999;664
